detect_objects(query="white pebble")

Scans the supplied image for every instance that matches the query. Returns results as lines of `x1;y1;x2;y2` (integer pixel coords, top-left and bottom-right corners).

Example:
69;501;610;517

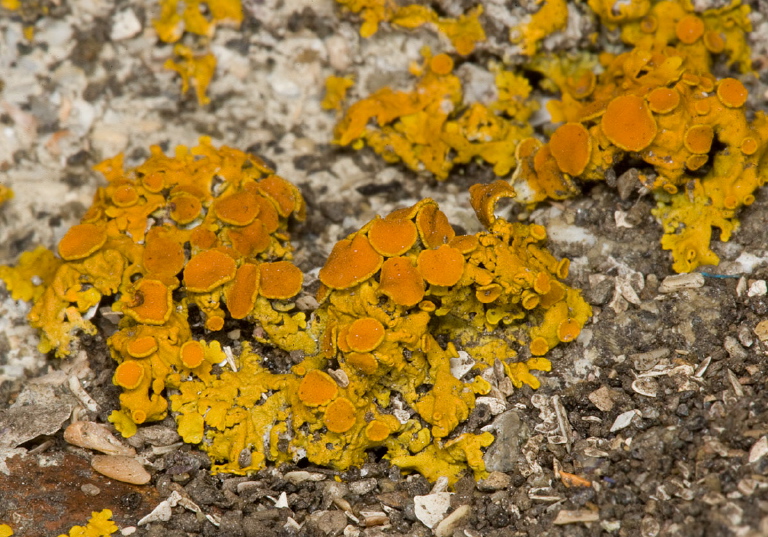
658;273;704;293
748;280;767;297
414;492;452;529
111;9;143;41
610;410;640;433
749;436;768;463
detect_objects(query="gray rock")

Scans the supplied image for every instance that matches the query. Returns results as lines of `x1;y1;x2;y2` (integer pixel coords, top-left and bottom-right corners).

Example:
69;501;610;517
483;410;529;473
306;510;347;536
0;382;75;449
477;471;512;492
219;510;245;537
350;478;377;496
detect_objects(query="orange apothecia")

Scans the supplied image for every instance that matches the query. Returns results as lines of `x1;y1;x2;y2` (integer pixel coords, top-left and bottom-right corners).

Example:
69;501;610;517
332;0;764;274
2;147;590;487
512;0;767;273
4;138;308;437
160;181;590;485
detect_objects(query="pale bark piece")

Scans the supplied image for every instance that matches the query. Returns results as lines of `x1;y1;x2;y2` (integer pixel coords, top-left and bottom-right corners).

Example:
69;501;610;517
64;421;136;456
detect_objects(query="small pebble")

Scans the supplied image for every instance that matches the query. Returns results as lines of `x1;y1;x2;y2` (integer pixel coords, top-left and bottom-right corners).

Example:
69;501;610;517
284;470;326;485
414;492;452;529
91;455;151;485
110;9;142;41
477;471;512;492
610;410;640;432
81;483;101;496
553;509;600;525
748;280;767;297
434;504;471;537
658;273;704;293
749;436;768;464
588;386;615;412
349;478;377;496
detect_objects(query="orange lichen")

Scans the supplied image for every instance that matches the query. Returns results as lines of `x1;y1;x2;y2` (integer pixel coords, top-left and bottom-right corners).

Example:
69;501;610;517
647;87;680;113
509;0;766;273
184;250;237;293
417;245;464;287
111;184;139;207
368;216;418;257
511;0;569;56
164;44;217;106
684;124;714;154
346;352;378;375
114;361;145;390
122;280;172;325
322;75;355;111
365;420;391;442
214;190;260;226
257;175;305;219
55;509;118;537
126;336;159;359
8;139;307;439
258;261;303;300
378;256;425;307
58;224;107;261
675;14;704;45
225;263;260;319
346;317;385;352
154;0;242;105
469;180;517;230
324;397;357;433
169;193;203;224
180;341;206;368
717;77;748;108
549;123;591;176
475;284;502;303
0;246;60;302
530;337;549;356
415;202;455;249
159;186;589;486
154;0;242;43
319;234;383;290
556;318;581;342
143;231;186;278
299;370;339;406
601;95;658;152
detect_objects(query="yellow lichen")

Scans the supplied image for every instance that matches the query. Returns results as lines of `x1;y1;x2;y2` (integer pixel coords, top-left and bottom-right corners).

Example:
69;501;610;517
164;44;217;105
56;509;118;537
154;0;243;43
511;0;569;56
4;139;307;437
509;0;766;272
336;1;486;55
0;184;13;207
161;183;589;486
0;246;61;302
154;0;241;105
334;48;537;181
321;75;355;111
